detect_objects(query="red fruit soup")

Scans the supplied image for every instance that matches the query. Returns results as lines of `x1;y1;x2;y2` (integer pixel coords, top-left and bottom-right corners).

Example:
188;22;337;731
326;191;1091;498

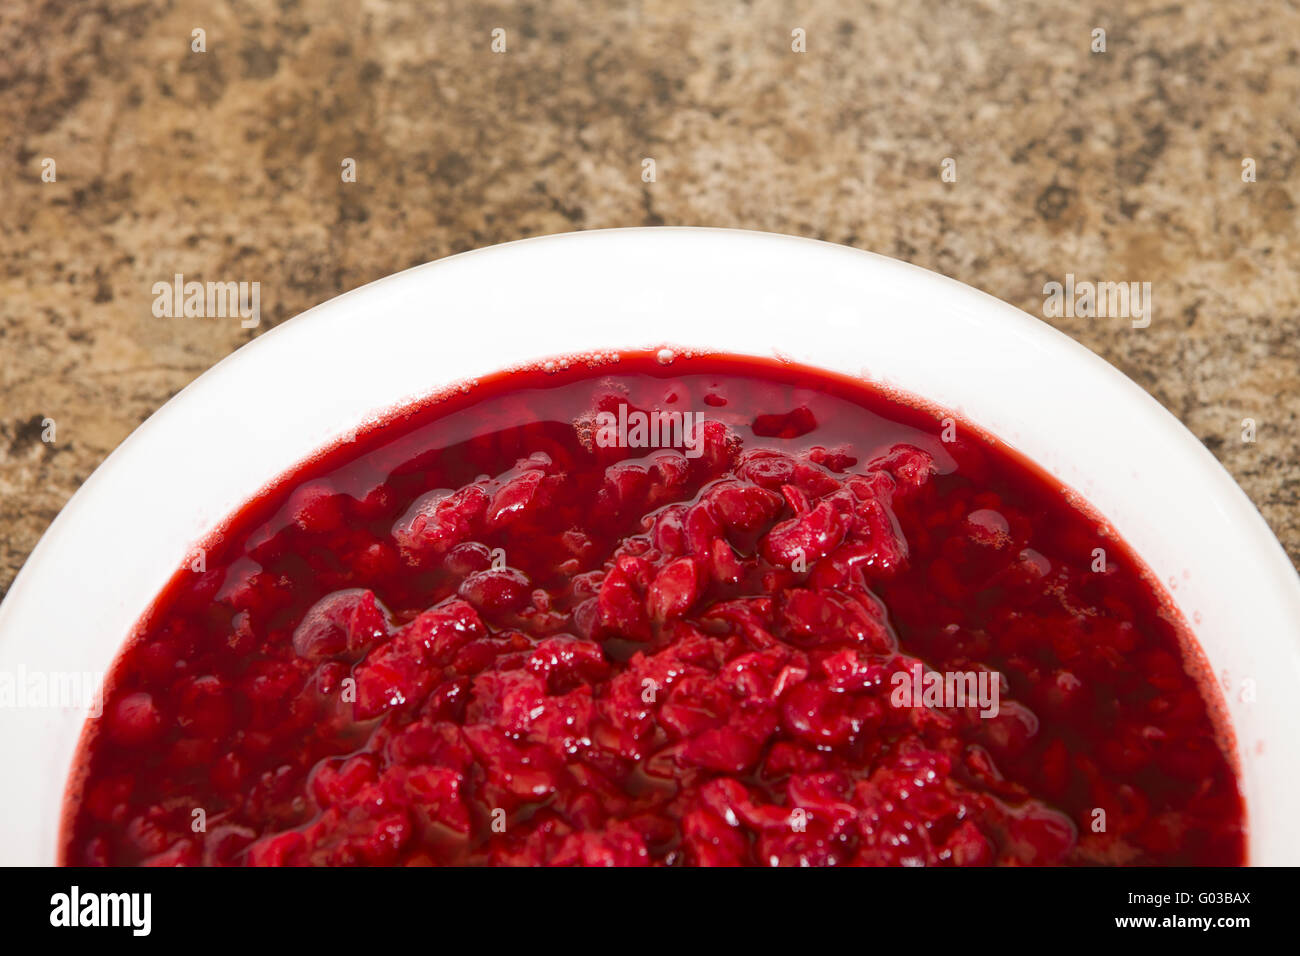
62;352;1244;866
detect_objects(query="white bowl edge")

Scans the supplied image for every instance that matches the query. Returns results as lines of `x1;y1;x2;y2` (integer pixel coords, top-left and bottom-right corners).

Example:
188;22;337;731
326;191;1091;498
1;227;1296;865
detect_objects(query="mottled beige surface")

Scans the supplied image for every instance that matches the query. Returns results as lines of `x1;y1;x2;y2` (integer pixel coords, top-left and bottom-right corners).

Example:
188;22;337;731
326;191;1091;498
1;0;1297;597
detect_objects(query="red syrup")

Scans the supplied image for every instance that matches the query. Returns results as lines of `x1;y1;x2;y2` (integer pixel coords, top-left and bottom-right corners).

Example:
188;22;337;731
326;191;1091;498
61;352;1244;866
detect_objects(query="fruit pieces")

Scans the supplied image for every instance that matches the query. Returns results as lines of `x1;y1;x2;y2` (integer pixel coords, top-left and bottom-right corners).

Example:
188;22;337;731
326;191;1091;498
64;357;1243;867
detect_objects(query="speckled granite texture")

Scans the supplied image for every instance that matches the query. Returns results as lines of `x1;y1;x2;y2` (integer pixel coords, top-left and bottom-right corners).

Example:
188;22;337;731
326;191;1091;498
1;0;1297;596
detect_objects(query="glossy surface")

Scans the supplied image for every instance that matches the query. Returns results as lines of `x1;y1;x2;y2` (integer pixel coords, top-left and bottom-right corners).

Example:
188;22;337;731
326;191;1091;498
63;354;1244;866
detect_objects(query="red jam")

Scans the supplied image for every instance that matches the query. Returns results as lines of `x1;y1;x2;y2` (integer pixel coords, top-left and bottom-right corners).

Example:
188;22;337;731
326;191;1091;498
62;353;1244;866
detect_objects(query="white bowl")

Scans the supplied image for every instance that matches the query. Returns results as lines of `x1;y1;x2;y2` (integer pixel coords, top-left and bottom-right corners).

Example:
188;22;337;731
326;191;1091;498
2;227;1297;865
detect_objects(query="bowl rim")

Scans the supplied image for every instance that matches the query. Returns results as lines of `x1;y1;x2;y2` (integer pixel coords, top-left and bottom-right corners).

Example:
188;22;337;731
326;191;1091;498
2;226;1297;865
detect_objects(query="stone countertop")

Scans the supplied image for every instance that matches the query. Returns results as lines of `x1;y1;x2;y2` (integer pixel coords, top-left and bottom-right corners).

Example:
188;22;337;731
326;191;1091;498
2;0;1297;597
